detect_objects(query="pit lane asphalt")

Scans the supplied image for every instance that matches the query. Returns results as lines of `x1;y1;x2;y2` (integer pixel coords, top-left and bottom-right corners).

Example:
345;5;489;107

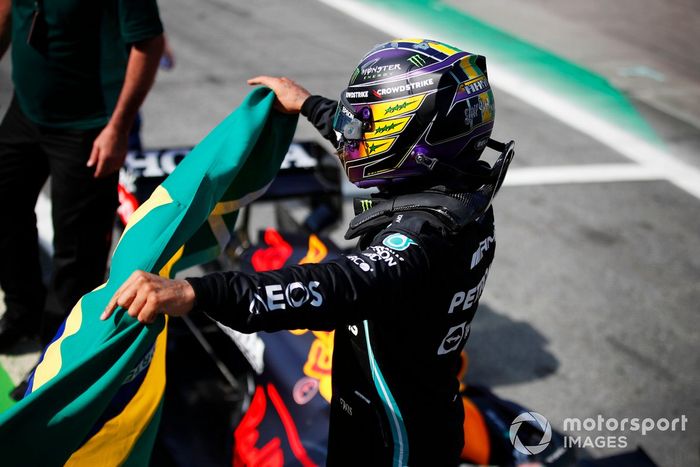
0;1;697;465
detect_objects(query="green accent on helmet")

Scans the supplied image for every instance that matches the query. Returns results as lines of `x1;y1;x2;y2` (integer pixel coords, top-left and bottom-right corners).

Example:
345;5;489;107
408;54;427;67
384;100;416;115
374;122;402;134
368;141;389;154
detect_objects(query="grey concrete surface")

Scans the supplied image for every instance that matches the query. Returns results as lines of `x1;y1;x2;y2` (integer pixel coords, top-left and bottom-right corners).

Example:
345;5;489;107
446;0;700;168
0;0;698;465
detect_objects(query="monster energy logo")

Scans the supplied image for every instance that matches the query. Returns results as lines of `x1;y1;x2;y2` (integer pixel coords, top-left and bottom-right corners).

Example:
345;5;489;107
360;199;372;211
374;122;401;134
367;141;389;154
384;100;416;115
408;54;426;67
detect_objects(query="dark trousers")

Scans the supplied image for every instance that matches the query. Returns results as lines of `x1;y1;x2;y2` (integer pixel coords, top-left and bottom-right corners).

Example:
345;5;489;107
0;97;117;344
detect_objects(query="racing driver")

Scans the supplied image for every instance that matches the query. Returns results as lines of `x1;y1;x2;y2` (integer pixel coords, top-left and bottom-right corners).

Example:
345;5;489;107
103;39;515;466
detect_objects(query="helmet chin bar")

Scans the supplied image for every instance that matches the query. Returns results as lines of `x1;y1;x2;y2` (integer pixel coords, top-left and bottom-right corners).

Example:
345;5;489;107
413;138;515;192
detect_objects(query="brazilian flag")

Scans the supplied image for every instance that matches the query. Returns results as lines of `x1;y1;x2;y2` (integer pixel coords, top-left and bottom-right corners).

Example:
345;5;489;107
0;88;297;466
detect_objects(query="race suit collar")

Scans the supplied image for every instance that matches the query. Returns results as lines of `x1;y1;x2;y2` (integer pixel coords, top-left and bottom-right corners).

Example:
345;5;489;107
347;187;492;240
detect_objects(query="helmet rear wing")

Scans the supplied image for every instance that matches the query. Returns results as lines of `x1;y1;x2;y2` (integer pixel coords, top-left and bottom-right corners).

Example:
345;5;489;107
485;139;515;195
414;138;515;192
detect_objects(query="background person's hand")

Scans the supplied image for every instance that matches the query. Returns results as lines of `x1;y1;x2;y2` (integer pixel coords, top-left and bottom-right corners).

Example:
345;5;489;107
87;124;129;178
101;271;196;324
247;76;311;114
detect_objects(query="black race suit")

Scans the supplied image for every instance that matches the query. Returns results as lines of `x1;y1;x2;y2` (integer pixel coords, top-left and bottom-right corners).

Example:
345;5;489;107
186;97;496;466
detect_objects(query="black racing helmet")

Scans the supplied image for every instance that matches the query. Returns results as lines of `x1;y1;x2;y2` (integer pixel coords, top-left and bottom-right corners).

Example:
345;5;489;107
332;39;497;188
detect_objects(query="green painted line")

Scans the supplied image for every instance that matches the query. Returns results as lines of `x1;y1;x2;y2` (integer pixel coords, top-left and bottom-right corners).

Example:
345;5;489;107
349;0;660;144
0;363;16;413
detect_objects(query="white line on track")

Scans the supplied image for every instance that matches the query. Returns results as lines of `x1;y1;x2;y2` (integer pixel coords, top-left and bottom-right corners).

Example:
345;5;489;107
317;0;700;201
342;164;664;196
503;164;661;187
35;163;666;247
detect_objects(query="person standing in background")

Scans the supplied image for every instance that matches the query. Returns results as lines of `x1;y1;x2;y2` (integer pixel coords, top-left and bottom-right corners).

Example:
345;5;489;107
0;0;164;351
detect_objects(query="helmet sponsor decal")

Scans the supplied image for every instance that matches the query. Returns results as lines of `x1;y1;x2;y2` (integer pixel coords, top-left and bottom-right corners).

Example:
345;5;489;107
374;121;401;135
412;41;431;51
363;116;412;139
375;78;434;97
382;233;416;251
456;77;489;99
449;77;492;113
359;137;397;158
384;100;416;115
479;92;495;121
362;63;402;79
345;90;369;99
461;93;495;131
407;54;427;67
370;94;427;119
356;57;405;80
340;104;354;119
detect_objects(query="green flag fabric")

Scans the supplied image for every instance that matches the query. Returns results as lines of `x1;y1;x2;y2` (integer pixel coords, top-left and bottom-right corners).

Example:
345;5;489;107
0;363;15;413
0;88;297;466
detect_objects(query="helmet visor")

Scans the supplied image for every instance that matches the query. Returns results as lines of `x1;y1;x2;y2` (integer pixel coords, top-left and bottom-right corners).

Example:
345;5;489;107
333;92;375;165
333;101;360;139
333;92;375;140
